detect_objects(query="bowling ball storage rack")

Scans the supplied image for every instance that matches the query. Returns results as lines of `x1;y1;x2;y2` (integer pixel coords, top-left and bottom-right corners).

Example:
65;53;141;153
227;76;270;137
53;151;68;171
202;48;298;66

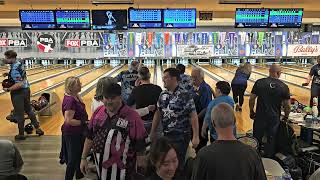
6;92;58;122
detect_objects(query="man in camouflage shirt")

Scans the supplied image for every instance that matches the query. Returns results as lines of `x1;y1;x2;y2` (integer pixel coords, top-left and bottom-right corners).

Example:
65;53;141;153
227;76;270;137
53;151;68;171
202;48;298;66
151;68;199;170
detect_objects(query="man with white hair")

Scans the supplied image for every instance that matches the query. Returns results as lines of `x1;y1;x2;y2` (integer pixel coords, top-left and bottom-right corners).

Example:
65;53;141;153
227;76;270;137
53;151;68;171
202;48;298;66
116;60;139;104
191;67;213;151
192;103;267;180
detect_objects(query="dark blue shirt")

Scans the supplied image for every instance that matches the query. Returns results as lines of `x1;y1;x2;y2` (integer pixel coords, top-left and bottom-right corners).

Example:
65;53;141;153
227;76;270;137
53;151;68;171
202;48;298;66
194;81;212;113
204;95;236;140
157;86;196;135
10;61;29;89
231;69;250;85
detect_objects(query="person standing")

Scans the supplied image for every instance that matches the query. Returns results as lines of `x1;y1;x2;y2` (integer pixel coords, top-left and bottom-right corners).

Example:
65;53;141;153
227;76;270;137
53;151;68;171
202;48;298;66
116;60;139;104
303;55;320;109
249;64;291;158
191;67;213;151
91;77;117;113
80;83;147;180
61;77;88;180
127;66;162;134
192;103;267;180
231;62;251;111
176;64;194;95
2;50;44;140
151;68;199;170
202;81;235;142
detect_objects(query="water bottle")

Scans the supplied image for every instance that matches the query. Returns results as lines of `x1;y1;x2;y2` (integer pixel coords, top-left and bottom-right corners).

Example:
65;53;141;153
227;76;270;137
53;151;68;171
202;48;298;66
282;168;291;180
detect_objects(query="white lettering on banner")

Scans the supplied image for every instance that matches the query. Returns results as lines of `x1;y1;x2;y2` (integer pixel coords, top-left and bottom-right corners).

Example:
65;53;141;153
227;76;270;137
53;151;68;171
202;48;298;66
0;39;27;47
80;40;100;47
65;40;80;47
40;38;54;44
8;39;27;47
287;44;320;56
0;39;7;46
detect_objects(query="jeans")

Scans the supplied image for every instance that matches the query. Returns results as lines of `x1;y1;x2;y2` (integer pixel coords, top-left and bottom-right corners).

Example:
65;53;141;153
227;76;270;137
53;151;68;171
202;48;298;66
64;134;85;180
164;132;191;170
10;88;39;135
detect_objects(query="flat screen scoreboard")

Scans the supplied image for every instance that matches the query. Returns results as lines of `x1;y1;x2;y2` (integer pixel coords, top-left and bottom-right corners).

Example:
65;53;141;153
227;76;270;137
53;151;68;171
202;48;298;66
55;10;91;30
163;8;196;28
19;10;56;30
269;8;303;28
128;9;162;28
92;10;128;30
235;8;269;28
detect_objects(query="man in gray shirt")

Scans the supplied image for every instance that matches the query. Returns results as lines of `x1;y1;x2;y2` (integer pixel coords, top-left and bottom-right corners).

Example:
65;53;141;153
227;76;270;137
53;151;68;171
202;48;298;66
0;140;24;179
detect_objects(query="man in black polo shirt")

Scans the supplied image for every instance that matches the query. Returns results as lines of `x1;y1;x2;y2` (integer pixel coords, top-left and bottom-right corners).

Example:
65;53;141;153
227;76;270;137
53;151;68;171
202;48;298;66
249;64;291;158
127;66;162;134
303;55;320;108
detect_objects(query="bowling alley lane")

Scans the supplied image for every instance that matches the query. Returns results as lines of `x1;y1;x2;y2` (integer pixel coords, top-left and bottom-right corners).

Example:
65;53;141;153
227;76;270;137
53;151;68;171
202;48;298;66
29;65;92;94
0;65;73;83
32;65;114;135
218;64;310;105
255;64;309;78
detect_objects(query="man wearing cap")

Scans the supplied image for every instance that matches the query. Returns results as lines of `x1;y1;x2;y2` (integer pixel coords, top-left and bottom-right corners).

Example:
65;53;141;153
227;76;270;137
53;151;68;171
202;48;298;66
116;60;139;104
80;83;147;180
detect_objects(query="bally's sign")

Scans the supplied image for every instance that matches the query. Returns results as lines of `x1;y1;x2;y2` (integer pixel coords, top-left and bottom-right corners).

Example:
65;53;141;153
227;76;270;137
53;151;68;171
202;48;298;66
65;39;100;48
0;39;27;47
287;44;320;57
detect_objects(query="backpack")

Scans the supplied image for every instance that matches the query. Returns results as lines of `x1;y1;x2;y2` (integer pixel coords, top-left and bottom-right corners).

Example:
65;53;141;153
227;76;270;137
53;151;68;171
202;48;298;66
275;120;299;156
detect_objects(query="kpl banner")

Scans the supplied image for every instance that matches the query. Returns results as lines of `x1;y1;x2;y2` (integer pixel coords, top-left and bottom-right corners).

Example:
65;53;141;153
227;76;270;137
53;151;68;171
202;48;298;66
287;44;320;57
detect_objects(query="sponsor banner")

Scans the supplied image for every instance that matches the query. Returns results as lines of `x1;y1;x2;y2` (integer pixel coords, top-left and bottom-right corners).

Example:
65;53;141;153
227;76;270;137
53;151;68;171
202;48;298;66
65;39;100;48
0;39;27;47
287;44;320;57
177;45;214;57
37;34;55;53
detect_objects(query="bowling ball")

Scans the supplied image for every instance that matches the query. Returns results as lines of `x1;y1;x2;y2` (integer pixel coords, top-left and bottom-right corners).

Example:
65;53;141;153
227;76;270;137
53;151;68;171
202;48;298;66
24;123;33;134
38;96;48;109
290;98;297;104
303;106;312;114
2;79;15;88
33;102;42;111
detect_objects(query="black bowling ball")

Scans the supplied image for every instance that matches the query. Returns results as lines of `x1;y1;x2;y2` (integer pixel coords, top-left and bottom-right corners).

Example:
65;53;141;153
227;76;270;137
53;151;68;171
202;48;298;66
24;123;33;134
2;79;15;88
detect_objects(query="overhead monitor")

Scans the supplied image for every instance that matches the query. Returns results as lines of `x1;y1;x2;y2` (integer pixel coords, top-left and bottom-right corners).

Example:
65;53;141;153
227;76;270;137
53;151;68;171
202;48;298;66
235;8;269;28
268;8;303;28
55;10;91;30
163;8;196;28
92;10;128;30
19;10;56;30
128;8;162;28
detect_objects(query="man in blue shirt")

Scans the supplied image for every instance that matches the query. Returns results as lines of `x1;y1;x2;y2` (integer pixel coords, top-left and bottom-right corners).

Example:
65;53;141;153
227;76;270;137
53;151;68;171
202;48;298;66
2;50;44;140
151;68;199;170
176;64;194;95
191;67;213;151
202;81;236;141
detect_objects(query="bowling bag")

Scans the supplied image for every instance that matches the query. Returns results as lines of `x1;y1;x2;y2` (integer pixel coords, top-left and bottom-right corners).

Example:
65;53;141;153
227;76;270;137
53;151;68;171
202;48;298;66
275;120;299;156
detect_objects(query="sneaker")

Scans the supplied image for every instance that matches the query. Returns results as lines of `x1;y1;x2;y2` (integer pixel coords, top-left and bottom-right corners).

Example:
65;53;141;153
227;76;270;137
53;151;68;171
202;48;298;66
36;128;44;136
15;134;26;141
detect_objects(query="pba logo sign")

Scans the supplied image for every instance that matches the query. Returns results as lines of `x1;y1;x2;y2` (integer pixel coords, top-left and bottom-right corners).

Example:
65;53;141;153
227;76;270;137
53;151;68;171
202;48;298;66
0;39;27;47
37;34;55;53
65;39;100;48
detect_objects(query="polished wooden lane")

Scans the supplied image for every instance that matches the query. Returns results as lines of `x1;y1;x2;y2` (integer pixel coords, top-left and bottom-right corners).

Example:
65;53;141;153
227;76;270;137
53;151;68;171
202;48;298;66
255;64;309;78
0;65;109;136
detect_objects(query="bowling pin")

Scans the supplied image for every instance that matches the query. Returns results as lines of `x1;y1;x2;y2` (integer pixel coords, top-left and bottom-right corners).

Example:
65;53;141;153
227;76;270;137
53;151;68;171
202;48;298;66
312;97;318;117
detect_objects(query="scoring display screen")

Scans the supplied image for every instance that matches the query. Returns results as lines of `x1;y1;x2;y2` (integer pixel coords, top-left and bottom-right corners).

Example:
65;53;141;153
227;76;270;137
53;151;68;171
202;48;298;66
55;10;91;30
235;8;269;28
163;8;196;28
128;9;163;28
92;10;128;30
19;10;56;30
269;8;303;28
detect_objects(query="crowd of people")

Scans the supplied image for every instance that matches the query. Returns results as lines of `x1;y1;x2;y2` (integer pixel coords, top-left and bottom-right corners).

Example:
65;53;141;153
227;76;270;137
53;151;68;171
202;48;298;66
0;50;301;180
